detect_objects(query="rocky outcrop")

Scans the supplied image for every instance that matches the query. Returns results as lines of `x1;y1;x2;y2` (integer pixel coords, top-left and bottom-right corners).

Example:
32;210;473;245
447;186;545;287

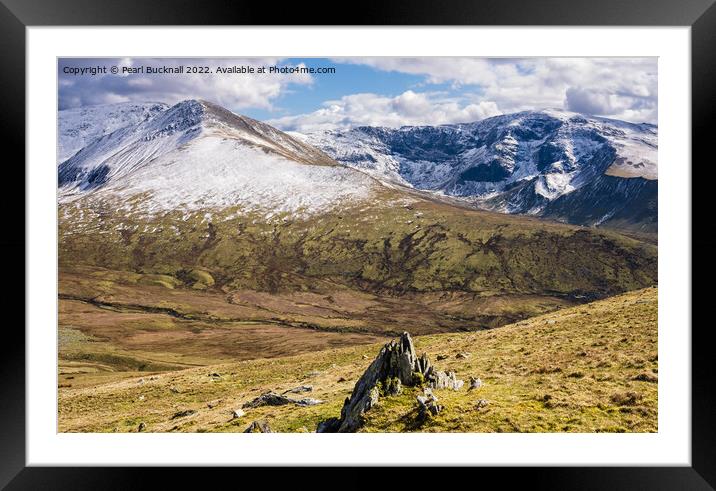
416;388;443;420
243;391;323;409
317;332;463;433
428;370;464;390
171;409;196;419
282;385;313;395
384;377;402;396
469;377;483;390
244;421;272;433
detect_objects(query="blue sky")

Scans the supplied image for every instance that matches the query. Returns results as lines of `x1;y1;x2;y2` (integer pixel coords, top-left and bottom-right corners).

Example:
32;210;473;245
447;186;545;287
244;60;429;120
58;57;658;131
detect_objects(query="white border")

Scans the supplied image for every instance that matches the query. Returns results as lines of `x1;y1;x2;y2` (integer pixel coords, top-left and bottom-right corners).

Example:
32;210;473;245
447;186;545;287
27;27;691;466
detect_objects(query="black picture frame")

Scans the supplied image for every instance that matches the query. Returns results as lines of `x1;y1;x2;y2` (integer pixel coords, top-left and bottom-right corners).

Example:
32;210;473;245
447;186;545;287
2;0;712;487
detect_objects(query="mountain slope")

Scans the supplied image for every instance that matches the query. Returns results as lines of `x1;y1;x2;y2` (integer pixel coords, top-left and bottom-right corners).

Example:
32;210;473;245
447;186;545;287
58;102;169;163
297;110;658;232
58;100;657;330
58;287;658;433
58;100;373;216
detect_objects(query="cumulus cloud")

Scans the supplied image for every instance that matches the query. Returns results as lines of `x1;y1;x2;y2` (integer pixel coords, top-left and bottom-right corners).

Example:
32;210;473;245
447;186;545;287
58;58;313;111
58;57;658;131
564;86;657;123
268;90;501;132
338;57;657;124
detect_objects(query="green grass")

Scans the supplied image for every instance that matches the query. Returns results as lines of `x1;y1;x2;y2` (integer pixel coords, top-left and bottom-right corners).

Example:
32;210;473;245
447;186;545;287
58;287;657;433
59;190;657;299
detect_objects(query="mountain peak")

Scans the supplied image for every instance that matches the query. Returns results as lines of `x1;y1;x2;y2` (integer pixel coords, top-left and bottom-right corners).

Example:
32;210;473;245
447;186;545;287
143;99;206;138
299;109;658;231
57;99;362;215
58;101;170;162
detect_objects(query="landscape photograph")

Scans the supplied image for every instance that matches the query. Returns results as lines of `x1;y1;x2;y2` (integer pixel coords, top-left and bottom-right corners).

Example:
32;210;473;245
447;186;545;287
57;57;658;433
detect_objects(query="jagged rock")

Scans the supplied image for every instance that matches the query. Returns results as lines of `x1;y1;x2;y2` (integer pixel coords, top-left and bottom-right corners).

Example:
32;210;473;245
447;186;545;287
436;354;449;361
475;399;489;409
383;377;402;396
632;372;658;383
456;352;470;359
137;422;146;432
318;332;437;433
171;409;196;419
244;421;272;433
316;417;341;433
296;398;324;406
416;389;443;420
427;369;464;390
231;408;245;420
243;392;293;408
282;385;313;394
469;377;483;390
243;391;323;409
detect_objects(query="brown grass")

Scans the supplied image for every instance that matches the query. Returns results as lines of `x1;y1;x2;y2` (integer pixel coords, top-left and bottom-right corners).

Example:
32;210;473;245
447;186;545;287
58;287;657;433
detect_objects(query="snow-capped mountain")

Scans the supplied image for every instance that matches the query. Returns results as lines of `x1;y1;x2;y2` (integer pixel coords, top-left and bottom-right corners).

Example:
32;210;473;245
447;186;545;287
297;109;658;231
58;102;169;163
57;100;658;302
58;100;376;216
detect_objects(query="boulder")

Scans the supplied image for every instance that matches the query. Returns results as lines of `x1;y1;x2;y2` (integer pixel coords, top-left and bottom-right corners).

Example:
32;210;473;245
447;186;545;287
244;421;272;433
171;409;196;420
416;388;443;420
469;377;483;390
426;369;464;390
296;398;324;406
231;408;245;420
243;392;294;408
282;385;313;394
475;399;489;409
243;391;323;409
206;399;221;409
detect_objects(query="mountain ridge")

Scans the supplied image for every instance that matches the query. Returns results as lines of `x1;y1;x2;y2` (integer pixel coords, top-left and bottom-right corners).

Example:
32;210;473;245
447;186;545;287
58;100;375;217
296;108;658;232
58;100;657;304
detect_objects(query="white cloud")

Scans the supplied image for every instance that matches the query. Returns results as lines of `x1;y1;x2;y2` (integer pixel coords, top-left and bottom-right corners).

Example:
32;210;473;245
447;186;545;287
59;57;658;130
337;57;657;124
268;90;501;132
58;58;313;111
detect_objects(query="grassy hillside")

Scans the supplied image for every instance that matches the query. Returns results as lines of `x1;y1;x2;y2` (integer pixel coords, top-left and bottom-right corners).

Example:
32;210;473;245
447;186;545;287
58;287;658;433
59;188;656;298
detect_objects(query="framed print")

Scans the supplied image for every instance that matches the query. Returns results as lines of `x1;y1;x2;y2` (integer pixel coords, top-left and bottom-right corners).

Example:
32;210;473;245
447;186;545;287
3;0;714;487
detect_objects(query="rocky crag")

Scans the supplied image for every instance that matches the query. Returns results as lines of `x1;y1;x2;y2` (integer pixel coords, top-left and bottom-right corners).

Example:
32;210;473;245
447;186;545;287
318;332;462;432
